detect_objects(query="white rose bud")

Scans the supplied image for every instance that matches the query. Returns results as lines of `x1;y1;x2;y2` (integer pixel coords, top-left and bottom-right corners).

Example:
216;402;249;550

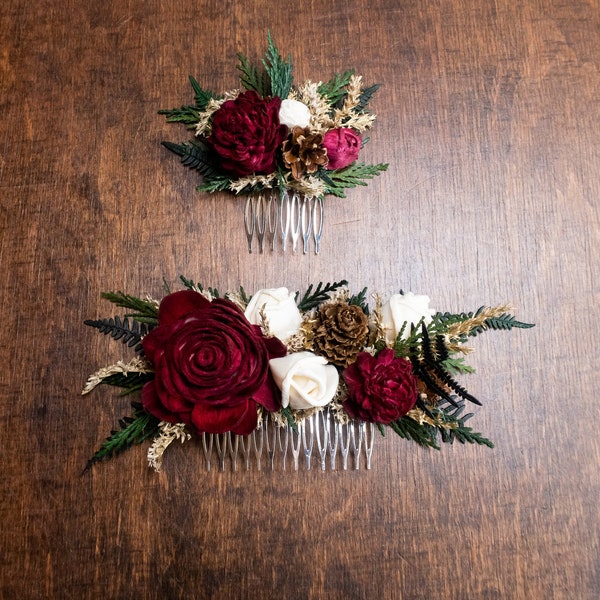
269;352;339;410
278;99;311;129
381;292;435;344
244;287;302;343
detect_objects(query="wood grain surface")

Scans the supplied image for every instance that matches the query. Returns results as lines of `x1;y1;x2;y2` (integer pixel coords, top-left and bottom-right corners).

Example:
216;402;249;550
1;0;598;598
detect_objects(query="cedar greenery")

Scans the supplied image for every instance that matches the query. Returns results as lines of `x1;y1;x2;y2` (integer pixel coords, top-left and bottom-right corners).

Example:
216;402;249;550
318;162;389;198
83;402;160;473
296;280;349;311
159;34;386;199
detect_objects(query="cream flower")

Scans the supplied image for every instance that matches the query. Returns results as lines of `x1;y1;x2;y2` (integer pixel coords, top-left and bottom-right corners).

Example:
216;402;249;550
244;287;302;343
269;352;339;410
381;293;435;344
278;99;311;129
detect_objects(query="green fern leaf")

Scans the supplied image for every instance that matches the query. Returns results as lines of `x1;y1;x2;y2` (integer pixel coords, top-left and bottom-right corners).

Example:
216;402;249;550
161;140;218;178
84;316;151;353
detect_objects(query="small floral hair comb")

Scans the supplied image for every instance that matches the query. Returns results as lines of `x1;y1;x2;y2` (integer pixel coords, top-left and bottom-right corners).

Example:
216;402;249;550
159;34;387;254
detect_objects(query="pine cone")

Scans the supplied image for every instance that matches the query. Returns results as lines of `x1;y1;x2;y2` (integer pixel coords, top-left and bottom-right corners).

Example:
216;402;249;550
313;302;369;367
282;126;328;181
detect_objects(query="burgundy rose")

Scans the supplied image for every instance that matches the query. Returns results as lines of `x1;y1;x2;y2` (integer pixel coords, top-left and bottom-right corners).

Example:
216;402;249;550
322;128;362;170
209;90;288;177
342;348;417;424
141;290;286;435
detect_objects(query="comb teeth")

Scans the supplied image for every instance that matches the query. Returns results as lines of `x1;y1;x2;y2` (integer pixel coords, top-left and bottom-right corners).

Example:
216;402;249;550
200;411;376;472
244;191;324;255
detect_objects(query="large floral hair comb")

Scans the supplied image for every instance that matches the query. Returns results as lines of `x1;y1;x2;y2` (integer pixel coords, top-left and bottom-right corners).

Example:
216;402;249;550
82;278;533;472
159;34;387;254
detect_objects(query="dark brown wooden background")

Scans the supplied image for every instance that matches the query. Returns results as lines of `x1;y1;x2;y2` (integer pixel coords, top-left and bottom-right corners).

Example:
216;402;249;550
1;1;598;598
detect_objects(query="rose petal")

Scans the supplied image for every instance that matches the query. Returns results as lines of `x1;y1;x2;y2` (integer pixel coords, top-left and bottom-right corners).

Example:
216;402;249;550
158;290;210;325
190;399;257;435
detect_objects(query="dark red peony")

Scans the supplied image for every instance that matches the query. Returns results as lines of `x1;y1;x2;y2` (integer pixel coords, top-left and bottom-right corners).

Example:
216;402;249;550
209;90;288;177
141;290;286;435
342;348;418;424
322;128;362;170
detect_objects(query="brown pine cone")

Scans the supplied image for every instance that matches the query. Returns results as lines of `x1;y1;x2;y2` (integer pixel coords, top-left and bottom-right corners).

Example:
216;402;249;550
282;126;329;181
313;302;369;367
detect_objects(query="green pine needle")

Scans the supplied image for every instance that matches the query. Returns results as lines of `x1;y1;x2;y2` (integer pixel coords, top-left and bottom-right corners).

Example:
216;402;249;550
83;403;160;472
320;162;389;198
442;356;476;375
296;280;349;311
354;83;381;113
188;75;218;110
100;292;158;319
97;372;154;395
390;417;440;450
262;32;293;98
237;51;270;96
317;70;355;107
347;287;370;315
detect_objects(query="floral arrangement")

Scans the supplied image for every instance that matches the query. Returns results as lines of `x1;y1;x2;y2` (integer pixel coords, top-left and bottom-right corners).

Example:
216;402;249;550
159;34;388;199
82;278;533;472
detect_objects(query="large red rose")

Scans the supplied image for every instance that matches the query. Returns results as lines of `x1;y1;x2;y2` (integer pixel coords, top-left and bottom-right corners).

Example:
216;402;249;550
322;128;361;170
342;349;417;424
141;290;286;435
209;90;288;177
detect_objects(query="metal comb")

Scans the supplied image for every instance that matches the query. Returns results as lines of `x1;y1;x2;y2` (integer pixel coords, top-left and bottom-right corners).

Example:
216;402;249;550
199;409;376;472
244;190;324;254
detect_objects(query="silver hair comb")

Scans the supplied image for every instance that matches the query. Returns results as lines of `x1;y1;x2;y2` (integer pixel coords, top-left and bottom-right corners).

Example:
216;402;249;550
200;410;375;472
244;191;324;254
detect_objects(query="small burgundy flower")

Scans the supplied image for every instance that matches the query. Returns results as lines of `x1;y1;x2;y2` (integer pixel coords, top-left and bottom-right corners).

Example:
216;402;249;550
322;128;361;170
209;90;288;177
342;348;418;424
141;290;286;435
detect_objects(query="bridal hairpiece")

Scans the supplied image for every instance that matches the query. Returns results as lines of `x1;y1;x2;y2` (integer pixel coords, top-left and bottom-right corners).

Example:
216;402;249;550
159;34;387;254
82;278;533;472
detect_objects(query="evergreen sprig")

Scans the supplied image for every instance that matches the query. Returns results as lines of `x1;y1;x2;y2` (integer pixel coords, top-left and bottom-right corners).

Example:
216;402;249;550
296;280;349;311
434;307;535;339
434;401;494;447
179;276;220;298
420;325;482;406
188;75;218;111
354;83;381;113
263;32;293;98
348;287;370;315
390;417;439;449
158;76;217;127
83;402;160;472
97;372;154;395
320;162;389;198
100;292;158;324
84;316;151;353
317;69;355;107
237;51;270;96
161;140;219;178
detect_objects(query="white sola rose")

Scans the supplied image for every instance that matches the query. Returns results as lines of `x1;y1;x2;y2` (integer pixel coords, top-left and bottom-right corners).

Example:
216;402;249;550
244;287;303;343
381;292;436;344
278;99;311;129
269;352;339;410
